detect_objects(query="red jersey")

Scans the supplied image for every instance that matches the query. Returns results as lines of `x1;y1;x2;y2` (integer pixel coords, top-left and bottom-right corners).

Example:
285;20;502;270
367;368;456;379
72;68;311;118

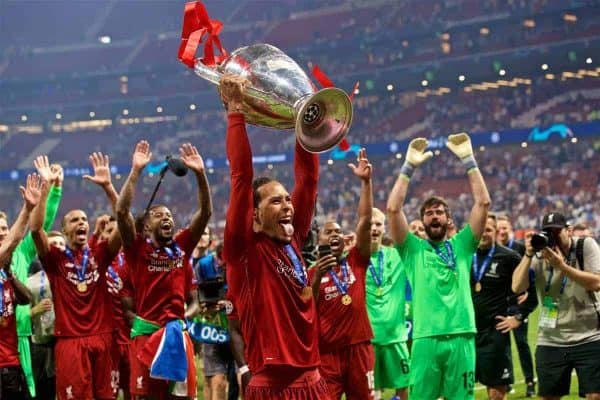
109;252;130;345
308;248;373;352
123;229;197;326
41;241;114;337
223;113;320;374
0;278;20;367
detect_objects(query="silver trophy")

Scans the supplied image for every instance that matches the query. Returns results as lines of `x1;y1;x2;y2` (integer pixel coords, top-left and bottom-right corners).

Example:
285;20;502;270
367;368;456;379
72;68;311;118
194;43;353;153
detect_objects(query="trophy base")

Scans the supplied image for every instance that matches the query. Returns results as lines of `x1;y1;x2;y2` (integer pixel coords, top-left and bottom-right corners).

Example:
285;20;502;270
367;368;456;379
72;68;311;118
295;87;353;153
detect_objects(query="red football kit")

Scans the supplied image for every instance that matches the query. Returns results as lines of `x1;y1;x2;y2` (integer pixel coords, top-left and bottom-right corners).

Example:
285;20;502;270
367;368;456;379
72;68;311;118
40;240;115;400
123;228;197;397
224;113;329;400
0;278;20;368
309;247;375;400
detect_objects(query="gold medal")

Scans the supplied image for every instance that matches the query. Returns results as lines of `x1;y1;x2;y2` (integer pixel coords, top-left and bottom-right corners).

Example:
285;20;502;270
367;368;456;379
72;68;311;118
301;286;313;300
475;282;482;293
77;282;88;293
376;287;383;297
341;294;352;306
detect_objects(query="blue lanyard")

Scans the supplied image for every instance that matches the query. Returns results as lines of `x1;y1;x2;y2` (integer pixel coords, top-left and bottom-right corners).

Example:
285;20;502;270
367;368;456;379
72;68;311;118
329;259;350;295
40;270;46;299
368;251;384;287
146;239;182;260
108;253;124;281
429;240;456;271
0;270;6;315
545;268;567;295
64;247;90;282
508;239;514;249
284;244;307;286
472;245;495;283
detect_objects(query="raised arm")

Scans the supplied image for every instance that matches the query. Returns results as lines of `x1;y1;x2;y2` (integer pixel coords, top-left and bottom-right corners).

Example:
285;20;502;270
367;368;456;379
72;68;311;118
512;234;534;293
83;152;119;212
446;133;491;240
291;142;319;243
0;174;43;266
116;141;152;248
179;143;212;245
387;138;432;246
221;75;254;258
349;148;373;258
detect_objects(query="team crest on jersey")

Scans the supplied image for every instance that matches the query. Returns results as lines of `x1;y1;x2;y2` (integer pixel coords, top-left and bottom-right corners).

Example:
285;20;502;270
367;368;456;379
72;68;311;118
485;262;500;278
223;300;234;315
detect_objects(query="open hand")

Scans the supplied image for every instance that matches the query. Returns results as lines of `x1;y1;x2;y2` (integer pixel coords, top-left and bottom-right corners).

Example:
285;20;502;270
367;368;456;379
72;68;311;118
33;155;58;183
348;148;372;181
405;138;433;167
179;143;205;173
446;132;474;160
83;152;112;188
132;141;152;171
21;173;45;211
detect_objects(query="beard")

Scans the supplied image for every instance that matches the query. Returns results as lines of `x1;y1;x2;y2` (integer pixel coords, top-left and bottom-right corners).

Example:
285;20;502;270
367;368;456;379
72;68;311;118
425;222;448;242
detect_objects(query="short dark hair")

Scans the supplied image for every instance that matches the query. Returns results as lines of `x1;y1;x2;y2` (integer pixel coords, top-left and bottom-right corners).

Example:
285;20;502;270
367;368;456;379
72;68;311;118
420;196;451;219
252;176;276;207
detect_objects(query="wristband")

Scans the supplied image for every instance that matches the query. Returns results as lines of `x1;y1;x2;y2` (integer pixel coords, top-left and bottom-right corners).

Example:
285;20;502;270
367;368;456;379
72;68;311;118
525;252;533;258
399;162;415;179
238;365;250;375
461;155;478;172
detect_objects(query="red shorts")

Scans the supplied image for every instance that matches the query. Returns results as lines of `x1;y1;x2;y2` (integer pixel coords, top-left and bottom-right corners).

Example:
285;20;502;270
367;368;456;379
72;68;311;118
129;335;196;399
111;339;131;399
246;367;330;400
55;333;115;400
320;341;375;400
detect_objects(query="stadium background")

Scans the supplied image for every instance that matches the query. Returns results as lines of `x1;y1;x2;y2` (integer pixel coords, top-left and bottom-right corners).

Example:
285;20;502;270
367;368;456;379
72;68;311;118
0;0;598;398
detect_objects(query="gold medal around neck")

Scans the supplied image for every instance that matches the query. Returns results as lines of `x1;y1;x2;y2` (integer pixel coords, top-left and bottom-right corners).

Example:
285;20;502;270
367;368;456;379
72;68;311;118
376;287;383;297
341;294;352;306
77;282;88;293
301;286;313;300
475;282;482;293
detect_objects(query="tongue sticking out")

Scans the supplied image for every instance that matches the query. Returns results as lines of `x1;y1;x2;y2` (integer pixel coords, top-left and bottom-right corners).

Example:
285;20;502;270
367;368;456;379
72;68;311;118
281;223;294;237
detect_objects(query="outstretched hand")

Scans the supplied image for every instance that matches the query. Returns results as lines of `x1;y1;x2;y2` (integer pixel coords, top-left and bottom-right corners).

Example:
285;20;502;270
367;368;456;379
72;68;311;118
446;132;474;160
132;140;152;171
33;155;58;183
21;173;45;211
347;148;372;181
405;138;433;167
179;143;205;173
83;152;112;188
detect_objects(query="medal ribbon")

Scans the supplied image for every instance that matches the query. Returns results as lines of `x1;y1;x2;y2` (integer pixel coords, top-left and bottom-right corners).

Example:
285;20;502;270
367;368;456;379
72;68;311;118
508;238;514;249
328;258;350;296
472;245;495;284
368;251;384;287
0;270;6;316
284;244;308;287
429;240;456;271
40;270;46;299
64;247;90;283
146;239;182;260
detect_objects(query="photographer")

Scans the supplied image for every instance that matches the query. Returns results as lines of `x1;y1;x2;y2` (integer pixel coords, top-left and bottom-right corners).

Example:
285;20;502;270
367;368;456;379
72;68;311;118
512;212;600;400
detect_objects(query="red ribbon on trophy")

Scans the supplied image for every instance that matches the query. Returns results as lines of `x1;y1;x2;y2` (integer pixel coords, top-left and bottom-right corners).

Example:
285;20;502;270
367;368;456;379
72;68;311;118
178;1;228;68
311;65;359;151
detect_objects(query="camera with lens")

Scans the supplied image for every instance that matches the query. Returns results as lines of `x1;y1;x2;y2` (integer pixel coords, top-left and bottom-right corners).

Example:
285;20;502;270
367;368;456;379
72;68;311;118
196;245;227;305
531;230;556;252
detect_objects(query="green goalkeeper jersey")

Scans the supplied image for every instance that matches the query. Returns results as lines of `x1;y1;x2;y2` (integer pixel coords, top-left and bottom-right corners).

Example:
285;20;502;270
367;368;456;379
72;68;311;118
365;245;408;345
395;225;479;339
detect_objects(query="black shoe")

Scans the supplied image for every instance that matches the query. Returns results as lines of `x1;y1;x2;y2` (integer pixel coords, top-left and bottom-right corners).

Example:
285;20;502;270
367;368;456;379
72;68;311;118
526;382;535;397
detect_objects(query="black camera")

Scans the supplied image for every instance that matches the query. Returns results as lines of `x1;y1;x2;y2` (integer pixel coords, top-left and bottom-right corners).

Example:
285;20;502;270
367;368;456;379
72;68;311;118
198;276;227;305
531;231;556;252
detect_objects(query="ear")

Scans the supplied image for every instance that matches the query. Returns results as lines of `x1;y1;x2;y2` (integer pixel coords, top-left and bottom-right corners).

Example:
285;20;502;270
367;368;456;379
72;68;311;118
253;208;261;226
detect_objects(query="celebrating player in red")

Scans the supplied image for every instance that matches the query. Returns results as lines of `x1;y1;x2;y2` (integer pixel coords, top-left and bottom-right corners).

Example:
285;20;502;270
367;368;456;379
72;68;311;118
221;74;327;399
116;140;211;400
309;148;374;399
31;154;122;400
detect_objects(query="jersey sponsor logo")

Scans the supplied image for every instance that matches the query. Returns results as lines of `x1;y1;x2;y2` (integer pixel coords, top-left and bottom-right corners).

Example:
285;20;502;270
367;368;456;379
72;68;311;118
274;258;297;280
65;268;101;288
146;256;185;272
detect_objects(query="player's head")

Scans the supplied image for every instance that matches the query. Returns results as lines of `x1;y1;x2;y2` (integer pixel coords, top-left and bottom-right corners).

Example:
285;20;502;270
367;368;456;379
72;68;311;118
0;211;8;247
318;220;344;258
145;204;175;243
479;214;497;249
409;219;427;239
196;226;211;249
61;209;89;249
48;231;66;252
252;176;294;243
572;222;592;238
99;216;117;242
496;215;513;245
371;208;386;251
420;196;451;242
